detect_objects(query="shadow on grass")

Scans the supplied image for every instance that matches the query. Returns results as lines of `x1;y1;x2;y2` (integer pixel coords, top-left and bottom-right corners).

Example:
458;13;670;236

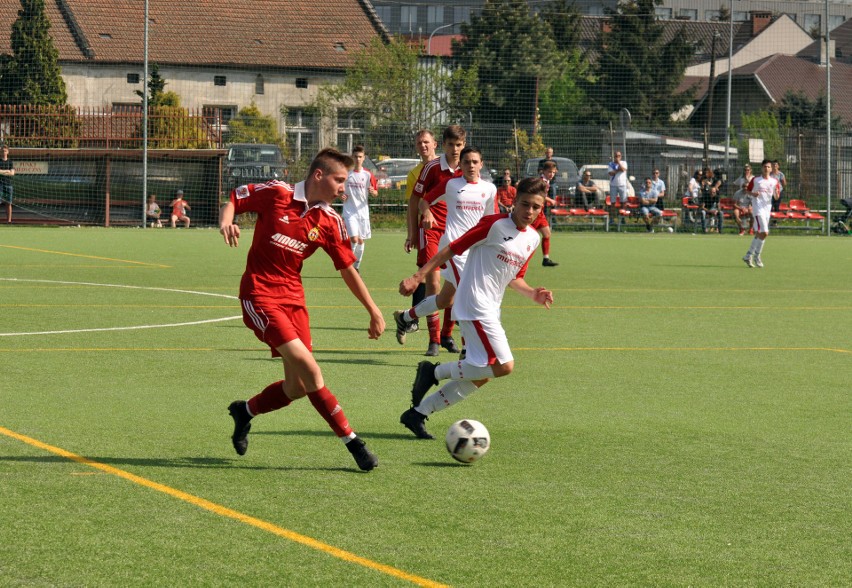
0;454;361;473
252;430;414;440
413;461;466;468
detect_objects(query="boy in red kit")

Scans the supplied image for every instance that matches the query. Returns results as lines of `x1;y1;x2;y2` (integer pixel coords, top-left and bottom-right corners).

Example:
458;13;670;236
534;161;559;267
410;125;466;356
219;148;385;471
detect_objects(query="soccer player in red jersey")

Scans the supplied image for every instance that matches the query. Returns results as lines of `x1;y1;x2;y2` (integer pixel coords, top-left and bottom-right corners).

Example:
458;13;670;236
218;148;385;471
533;161;559;267
410;125;466;356
397;177;554;439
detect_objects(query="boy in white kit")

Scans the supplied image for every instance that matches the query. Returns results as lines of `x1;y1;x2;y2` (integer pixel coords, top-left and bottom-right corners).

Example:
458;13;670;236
393;146;498;341
398;177;554;439
342;145;378;271
742;159;780;268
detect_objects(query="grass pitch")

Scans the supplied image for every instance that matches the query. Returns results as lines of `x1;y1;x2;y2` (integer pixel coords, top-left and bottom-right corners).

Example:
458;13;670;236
0;227;850;586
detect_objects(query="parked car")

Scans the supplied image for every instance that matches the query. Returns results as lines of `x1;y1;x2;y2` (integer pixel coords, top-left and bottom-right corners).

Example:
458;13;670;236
224;143;287;191
579;164;635;200
522;156;580;199
375;158;420;189
362;157;391;189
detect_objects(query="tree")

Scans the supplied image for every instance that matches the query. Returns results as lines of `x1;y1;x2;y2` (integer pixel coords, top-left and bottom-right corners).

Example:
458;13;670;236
777;91;844;130
452;0;566;128
134;66;213;148
135;64;168;107
0;0;67;105
227;103;286;152
588;0;694;126
736;110;786;166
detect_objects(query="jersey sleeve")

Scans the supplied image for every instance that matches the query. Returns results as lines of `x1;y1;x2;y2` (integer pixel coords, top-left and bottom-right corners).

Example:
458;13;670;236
412;161;434;198
404;165;422;199
368;171;378;192
230;183;266;214
423;177;451;205
746;178;756;192
320;212;357;270
449;214;504;256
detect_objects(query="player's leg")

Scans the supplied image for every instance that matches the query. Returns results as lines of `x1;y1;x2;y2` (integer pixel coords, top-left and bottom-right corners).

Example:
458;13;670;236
538;221;558;267
183;215;191;228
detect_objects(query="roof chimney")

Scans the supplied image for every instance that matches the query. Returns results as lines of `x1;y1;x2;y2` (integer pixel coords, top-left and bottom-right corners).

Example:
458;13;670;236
751;11;771;37
820;39;836;66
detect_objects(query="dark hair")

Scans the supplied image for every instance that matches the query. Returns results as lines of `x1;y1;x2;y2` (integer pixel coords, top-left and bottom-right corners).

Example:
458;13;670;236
516;177;548;199
540;161;557;172
762;159;772;166
352;144;365;155
442;125;466;142
460;146;481;161
309;148;354;177
415;129;435;140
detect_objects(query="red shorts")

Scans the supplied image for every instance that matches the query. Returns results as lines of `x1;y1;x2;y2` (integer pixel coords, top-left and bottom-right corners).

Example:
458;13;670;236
241;298;311;357
531;212;549;230
416;226;444;268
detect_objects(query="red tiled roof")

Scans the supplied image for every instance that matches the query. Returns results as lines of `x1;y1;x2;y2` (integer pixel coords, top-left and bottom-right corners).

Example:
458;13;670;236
0;0;388;69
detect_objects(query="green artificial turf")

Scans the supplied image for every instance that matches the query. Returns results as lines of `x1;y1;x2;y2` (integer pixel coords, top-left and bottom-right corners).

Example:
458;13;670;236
0;227;849;586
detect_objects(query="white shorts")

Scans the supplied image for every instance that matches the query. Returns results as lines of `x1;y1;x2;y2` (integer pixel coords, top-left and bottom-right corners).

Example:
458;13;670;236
458;318;513;367
440;254;466;288
344;212;371;239
753;211;771;234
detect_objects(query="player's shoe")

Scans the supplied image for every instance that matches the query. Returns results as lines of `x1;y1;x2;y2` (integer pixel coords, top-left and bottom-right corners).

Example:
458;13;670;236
754;256;764;268
393;310;409;345
405;320;420;334
345;437;378;471
400;407;435;440
542;258;559;267
228;401;252;456
411;361;439;407
742;255;755;268
440;336;460;353
459;348;466;361
424;342;440;356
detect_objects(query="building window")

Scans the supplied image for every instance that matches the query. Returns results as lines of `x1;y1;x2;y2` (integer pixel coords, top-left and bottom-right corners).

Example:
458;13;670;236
829;15;845;31
255;74;265;95
214;75;227;87
655;7;672;20
112;103;142;113
285;108;318;161
427;6;444;29
705;9;720;21
336;109;366;154
454;6;471;27
732;11;749;22
802;14;821;35
678;9;697;20
401;5;418;32
295;77;308;89
374;5;391;26
126;73;140;84
203;105;237;126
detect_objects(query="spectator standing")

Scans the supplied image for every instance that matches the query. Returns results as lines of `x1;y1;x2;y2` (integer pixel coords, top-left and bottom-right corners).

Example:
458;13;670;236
771;160;787;212
146;194;163;227
575;169;600;210
608;151;629;205
700;167;723;233
218;148;383;471
538;147;555;172
170;190;191;228
0;144;14;223
638;177;662;232
342;145;378;272
497;176;517;213
651;169;666;209
743;159;780;268
733;164;755;235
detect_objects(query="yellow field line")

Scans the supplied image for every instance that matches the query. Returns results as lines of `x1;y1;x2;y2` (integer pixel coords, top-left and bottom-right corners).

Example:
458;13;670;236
0;245;171;268
0;346;848;355
0;304;235;308
0;425;448;588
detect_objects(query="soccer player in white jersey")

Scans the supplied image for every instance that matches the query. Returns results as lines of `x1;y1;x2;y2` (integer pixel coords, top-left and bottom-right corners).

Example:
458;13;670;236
342;145;378;271
393;146;498;342
742;159;780;268
398;177;554;439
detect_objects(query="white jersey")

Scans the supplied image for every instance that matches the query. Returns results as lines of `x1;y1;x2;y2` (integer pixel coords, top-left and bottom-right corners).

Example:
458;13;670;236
425;177;498;248
449;214;540;322
747;175;779;217
609;160;628;188
343;169;374;217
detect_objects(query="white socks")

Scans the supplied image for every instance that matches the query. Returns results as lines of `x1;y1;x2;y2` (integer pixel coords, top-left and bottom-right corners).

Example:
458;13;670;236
416;380;478;415
747;238;765;256
410;295;439;320
353;243;364;268
435;360;495;381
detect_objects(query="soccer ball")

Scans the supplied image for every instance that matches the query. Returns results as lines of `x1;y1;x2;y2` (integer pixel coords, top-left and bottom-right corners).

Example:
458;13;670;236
445;419;490;463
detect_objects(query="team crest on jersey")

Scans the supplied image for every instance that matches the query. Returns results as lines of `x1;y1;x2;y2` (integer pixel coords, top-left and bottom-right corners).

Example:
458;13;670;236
308;226;320;241
235;185;250;199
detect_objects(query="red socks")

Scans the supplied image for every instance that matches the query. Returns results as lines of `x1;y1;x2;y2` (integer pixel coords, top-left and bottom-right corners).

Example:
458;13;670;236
247;380;291;415
427;313;440;344
308;386;352;437
441;307;454;338
542;237;551;256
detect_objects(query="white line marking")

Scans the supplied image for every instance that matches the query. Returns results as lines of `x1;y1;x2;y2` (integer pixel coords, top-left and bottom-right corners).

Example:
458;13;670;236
0;278;241;337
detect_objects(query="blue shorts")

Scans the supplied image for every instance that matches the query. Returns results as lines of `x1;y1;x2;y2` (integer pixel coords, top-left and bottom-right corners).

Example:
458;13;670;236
0;184;12;204
641;206;661;217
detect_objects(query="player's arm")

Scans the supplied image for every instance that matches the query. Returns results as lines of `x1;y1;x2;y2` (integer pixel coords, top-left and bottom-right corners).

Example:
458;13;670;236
508;278;553;309
419;178;450;230
219;201;240;247
339;265;385;339
368;171;378;197
404;167;423;252
399;245;455;296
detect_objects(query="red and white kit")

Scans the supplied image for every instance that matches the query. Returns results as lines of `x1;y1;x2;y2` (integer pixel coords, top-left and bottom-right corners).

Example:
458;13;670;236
448;214;540;366
424;176;498;286
746;175;779;234
343;168;377;239
412;154;462;265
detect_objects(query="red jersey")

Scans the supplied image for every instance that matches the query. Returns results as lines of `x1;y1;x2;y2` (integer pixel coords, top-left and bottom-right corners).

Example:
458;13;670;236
231;180;355;305
412;154;462;232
